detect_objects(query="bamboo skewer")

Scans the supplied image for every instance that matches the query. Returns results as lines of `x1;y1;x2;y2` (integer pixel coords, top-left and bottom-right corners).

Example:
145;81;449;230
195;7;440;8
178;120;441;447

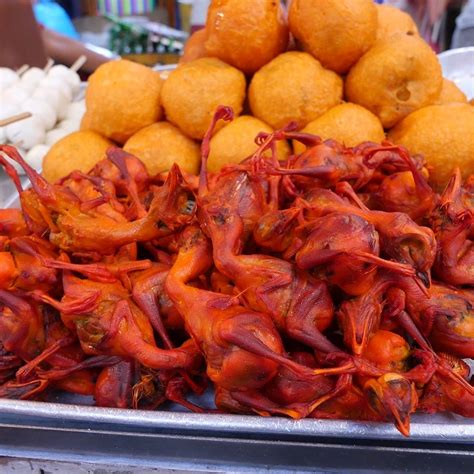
0;112;32;128
71;55;87;73
16;64;29;76
44;58;54;73
17;58;53;78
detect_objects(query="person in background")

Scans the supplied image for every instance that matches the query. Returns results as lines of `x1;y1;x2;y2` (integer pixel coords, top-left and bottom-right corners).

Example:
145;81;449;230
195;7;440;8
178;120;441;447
55;0;83;18
412;0;451;27
452;0;474;46
377;0;463;51
33;0;80;39
0;0;111;73
41;28;112;73
0;0;48;69
34;0;113;72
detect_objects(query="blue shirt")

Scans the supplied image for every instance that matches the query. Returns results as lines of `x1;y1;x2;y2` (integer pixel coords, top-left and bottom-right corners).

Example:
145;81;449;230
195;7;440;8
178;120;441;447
33;0;80;39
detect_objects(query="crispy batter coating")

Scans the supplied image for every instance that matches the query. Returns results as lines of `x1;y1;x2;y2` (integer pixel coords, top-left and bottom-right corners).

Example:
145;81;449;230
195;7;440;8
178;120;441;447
375;4;418;42
205;0;289;74
289;0;377;74
208;115;291;172
161;58;246;140
435;78;468;105
84;60;163;144
42;131;113;182
249;52;343;130
293;103;385;154
346;34;443;128
388;104;474;189
180;29;208;64
124;122;201;176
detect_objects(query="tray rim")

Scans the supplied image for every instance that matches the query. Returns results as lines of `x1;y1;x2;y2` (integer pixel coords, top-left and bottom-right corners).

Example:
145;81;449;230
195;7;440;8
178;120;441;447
0;398;473;443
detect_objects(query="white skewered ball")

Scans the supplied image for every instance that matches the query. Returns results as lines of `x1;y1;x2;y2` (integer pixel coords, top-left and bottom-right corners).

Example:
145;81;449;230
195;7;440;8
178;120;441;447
32;87;69;120
66;100;86;120
38;79;72;121
39;77;73;102
48;65;81;96
22;97;57;131
45;128;70;146
0;68;19;90
20;67;46;90
25;144;50;170
1;85;30;105
58;118;80;133
6;116;46;150
0;103;20;144
0;103;16;121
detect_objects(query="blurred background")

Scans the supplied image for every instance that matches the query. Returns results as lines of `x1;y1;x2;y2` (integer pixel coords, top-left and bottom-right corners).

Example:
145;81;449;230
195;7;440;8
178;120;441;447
1;0;473;73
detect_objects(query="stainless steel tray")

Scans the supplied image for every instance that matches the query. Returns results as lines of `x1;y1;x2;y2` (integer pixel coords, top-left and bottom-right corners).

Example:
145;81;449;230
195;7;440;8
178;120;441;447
438;47;474;99
0;174;473;472
0;397;473;473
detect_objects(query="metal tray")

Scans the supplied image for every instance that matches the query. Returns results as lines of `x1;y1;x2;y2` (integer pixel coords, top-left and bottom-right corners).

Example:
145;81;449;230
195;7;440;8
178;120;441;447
0;396;473;473
0;175;473;472
438;47;474;99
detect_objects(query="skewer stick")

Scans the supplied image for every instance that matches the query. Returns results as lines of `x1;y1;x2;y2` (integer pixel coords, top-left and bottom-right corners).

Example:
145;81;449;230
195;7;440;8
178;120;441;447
44;58;54;73
0;112;32;128
70;55;87;73
16;64;29;76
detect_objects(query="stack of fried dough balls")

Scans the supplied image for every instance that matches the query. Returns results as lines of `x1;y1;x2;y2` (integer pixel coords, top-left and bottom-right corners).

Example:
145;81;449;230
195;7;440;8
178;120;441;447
289;0;378;74
345;34;443;128
208;116;291;172
123;122;201;176
81;60;163;144
161;57;246;140
375;3;419;42
388;104;474;190
248;52;343;130
293;103;385;154
41;0;473;191
205;0;289;75
42;131;112;183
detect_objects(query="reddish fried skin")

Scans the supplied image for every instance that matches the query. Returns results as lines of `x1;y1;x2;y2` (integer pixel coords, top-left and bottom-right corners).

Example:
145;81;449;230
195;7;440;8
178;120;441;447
0;108;472;437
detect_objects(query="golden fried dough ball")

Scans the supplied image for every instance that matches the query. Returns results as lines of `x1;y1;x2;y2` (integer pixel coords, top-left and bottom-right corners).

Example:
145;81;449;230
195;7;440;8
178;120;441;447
205;0;289;75
289;0;377;74
293;103;385;154
84;60;163;144
123;122;200;176
80;111;93;131
436;78;468;104
346;34;442;128
248;52;343;130
388;104;474;189
208;115;291;172
42;131;113;183
161;58;246;140
375;4;418;42
180;29;208;64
